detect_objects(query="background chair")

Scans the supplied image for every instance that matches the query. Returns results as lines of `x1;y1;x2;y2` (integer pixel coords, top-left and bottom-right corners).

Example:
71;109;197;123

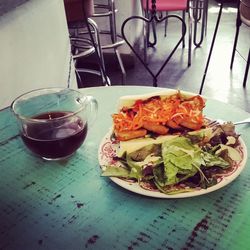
121;1;187;87
64;0;110;86
230;0;250;87
141;0;192;66
190;0;209;47
199;0;249;95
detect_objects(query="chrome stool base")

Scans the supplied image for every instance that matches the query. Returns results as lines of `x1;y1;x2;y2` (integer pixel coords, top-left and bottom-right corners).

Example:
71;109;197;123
93;0;126;84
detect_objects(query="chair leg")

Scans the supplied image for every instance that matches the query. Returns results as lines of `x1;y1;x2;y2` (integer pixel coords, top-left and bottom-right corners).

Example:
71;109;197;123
87;18;110;86
243;49;250;88
106;0;126;84
115;48;126;84
182;10;186;48
92;0;126;84
230;0;241;70
188;9;192;67
192;0;207;47
230;24;240;69
164;11;168;37
143;9;150;63
109;0;116;43
204;0;208;36
199;2;223;95
148;14;157;47
230;27;239;69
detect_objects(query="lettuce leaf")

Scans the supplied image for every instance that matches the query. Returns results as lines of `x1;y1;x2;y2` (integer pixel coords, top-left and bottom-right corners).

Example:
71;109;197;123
101;165;134;178
160;137;200;186
157;137;231;187
202;151;229;168
126;153;162;180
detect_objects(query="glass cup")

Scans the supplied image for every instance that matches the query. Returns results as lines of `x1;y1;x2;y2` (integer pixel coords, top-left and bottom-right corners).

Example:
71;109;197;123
11;88;98;160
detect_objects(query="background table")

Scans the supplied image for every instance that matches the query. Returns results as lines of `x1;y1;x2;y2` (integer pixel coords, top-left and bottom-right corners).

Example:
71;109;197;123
1;86;250;250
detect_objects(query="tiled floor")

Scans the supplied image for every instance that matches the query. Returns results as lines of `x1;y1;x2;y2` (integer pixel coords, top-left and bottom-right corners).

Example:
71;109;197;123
79;0;250;113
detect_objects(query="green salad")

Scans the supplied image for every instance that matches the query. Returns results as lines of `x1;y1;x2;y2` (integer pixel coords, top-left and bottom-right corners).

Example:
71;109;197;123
101;123;242;194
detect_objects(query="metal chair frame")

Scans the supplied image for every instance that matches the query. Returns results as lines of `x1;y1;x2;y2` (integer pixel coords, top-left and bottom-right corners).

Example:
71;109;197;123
230;0;250;88
199;0;249;94
121;2;187;87
141;0;192;67
64;0;111;87
190;0;209;47
91;0;126;84
199;2;224;94
69;17;111;86
143;0;208;50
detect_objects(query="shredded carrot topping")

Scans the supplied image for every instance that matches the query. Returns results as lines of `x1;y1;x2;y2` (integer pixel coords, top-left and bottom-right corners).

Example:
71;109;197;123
112;92;205;133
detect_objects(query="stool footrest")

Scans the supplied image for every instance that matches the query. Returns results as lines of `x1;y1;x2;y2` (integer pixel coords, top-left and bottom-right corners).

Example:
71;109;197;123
102;40;125;50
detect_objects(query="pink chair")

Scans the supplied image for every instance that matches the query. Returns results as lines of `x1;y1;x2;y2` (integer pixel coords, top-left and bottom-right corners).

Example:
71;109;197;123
141;0;192;66
142;0;189;12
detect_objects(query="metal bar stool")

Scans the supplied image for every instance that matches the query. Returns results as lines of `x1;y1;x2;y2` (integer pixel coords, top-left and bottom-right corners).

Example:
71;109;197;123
63;0;110;87
92;0;127;84
70;20;111;86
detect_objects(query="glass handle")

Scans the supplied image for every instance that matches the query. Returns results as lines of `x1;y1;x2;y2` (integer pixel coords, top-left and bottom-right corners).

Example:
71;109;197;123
86;95;98;126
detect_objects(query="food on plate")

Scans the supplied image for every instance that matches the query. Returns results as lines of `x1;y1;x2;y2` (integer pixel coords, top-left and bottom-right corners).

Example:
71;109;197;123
102;122;242;194
112;90;205;141
101;90;244;195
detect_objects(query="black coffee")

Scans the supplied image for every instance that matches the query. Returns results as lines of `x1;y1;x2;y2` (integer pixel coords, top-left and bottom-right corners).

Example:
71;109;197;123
22;111;87;159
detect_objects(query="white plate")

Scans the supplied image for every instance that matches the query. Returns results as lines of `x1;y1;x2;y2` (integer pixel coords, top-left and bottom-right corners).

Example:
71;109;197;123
98;129;248;198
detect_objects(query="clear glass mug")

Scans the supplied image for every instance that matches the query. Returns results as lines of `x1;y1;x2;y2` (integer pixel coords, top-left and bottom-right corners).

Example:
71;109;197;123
11;88;98;160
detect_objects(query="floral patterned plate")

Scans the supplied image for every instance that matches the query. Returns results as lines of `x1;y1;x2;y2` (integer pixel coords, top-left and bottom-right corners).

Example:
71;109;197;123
98;129;248;198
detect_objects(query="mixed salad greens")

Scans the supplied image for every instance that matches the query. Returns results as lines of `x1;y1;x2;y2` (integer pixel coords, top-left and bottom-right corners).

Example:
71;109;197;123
101;122;242;194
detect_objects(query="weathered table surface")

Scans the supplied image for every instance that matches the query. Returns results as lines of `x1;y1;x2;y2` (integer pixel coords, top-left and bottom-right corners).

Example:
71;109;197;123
1;86;250;250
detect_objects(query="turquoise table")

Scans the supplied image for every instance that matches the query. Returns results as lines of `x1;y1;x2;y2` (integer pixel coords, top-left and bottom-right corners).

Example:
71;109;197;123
1;86;250;250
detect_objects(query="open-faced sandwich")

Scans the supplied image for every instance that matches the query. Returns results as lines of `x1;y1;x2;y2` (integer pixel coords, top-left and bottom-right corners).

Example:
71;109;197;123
101;90;244;195
112;89;205;141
